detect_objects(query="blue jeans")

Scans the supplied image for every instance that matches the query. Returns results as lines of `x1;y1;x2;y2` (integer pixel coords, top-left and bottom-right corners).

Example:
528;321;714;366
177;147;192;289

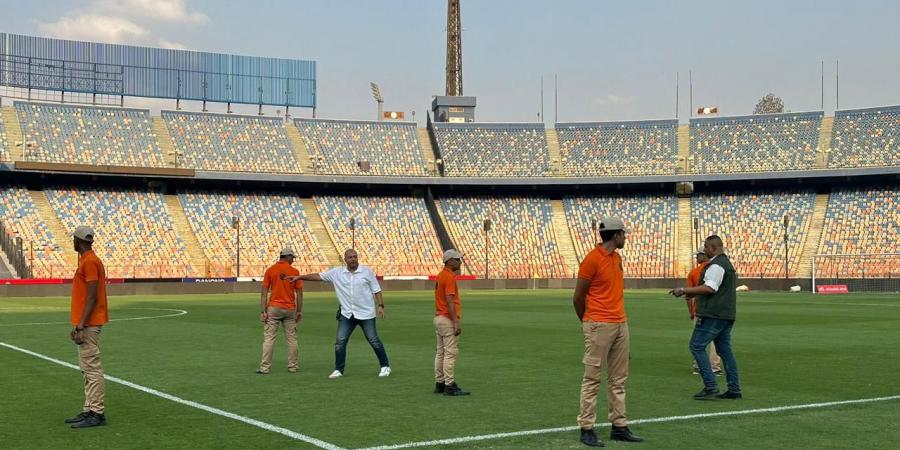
690;317;740;393
335;314;389;373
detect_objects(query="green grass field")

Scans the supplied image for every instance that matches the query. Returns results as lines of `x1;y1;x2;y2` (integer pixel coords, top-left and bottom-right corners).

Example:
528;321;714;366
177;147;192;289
1;289;899;449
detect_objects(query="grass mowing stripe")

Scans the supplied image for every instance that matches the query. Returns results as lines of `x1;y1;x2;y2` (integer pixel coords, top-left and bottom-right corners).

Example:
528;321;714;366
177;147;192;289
0;308;189;327
357;395;900;450
0;342;346;450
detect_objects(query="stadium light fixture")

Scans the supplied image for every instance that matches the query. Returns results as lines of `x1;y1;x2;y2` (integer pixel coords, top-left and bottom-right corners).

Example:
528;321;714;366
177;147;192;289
370;82;384;121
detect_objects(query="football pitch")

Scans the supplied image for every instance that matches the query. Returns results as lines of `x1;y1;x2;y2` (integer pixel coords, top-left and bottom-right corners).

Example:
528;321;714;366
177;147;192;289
1;289;899;449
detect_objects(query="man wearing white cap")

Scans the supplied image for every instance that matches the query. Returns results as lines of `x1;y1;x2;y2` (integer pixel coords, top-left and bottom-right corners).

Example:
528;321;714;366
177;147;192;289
257;247;303;374
64;226;109;428
573;217;643;446
433;249;470;396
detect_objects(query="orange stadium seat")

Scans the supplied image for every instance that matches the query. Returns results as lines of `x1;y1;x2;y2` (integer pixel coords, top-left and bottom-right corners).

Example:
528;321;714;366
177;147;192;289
0;186;69;278
829;106;900;169
556;120;679;177
433;123;551;177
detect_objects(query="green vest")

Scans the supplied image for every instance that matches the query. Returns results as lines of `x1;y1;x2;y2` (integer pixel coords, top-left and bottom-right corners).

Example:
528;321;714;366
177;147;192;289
696;254;737;320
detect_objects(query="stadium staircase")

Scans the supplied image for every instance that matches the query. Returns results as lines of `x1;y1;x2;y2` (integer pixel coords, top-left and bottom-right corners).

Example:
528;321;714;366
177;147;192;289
164;195;211;277
285;124;312;173
797;193;830;278
550;199;579;272
2;106;25;161
816;116;834;169
676;196;693;276
424;188;456;252
545;129;563;176
29;190;77;267
0;249;17;278
417;128;439;175
152;117;179;167
300;198;342;265
677;124;690;172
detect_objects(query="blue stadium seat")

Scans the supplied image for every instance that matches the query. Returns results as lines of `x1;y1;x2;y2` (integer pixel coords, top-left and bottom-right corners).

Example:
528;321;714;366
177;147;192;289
829;106;900;168
556;120;679;176
433;123;551;177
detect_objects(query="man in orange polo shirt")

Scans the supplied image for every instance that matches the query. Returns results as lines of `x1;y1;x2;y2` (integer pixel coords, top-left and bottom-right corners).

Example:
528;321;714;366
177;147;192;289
65;225;109;429
433;249;469;396
686;250;721;375
257;247;303;374
573;217;642;447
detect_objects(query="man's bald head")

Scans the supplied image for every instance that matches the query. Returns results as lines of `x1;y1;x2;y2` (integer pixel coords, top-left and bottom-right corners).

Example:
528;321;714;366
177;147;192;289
703;235;724;258
344;248;359;271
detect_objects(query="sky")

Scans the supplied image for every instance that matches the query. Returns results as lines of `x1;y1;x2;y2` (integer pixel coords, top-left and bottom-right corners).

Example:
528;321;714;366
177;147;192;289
1;0;899;125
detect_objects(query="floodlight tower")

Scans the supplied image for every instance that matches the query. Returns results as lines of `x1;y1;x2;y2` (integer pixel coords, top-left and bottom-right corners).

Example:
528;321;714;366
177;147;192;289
432;0;476;122
370;82;384;121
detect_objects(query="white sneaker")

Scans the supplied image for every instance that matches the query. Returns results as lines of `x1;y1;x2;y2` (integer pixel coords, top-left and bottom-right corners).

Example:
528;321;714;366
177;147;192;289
378;366;391;377
328;370;343;379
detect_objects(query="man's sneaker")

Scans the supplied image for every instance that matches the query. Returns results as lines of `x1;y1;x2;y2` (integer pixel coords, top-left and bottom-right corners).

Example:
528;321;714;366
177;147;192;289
71;411;106;428
255;370;269;375
693;387;720;400
287;368;299;373
713;368;724;376
443;383;470;396
434;382;446;394
610;425;644;442
717;390;742;399
378;366;391;377
580;428;605;447
691;368;700;375
64;411;90;424
328;370;343;379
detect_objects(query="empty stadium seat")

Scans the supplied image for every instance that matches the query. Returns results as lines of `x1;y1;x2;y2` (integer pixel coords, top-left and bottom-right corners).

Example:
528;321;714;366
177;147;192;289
692;190;815;277
564;194;677;277
0;114;8;161
689;112;822;173
296;119;430;176
0;186;68;277
179;191;328;276
829;106;900;169
556;120;679;176
439;196;567;278
46;187;194;278
433;123;551;177
314;195;443;275
818;187;899;277
163;111;299;173
15;101;165;167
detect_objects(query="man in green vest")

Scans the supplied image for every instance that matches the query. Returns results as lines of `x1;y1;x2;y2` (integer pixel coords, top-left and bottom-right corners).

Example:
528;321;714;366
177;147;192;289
669;235;742;400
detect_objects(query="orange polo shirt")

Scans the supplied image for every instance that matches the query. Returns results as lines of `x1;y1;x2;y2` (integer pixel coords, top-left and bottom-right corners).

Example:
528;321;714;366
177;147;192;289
435;267;461;320
686;261;709;317
70;250;109;327
262;261;302;310
578;245;626;323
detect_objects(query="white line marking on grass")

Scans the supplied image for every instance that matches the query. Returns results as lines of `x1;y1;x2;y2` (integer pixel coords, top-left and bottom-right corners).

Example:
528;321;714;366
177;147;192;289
0;342;345;450
0;308;188;327
358;395;900;450
745;300;900;307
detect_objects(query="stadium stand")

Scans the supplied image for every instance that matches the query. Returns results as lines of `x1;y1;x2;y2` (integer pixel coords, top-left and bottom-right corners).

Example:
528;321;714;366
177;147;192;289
314;195;443;275
14;101;165;167
817;186;899;277
438;196;568;278
829;105;900;169
0;186;68;278
178;191;328;277
45;187;194;278
556;120;679;176
433;123;551;177
689;112;823;173
162;111;299;173
295;119;430;176
691;190;815;277
564;194;678;277
0;112;7;161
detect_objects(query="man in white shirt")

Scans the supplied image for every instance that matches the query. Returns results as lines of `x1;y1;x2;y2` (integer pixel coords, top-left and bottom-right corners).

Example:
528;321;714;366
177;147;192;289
289;249;390;378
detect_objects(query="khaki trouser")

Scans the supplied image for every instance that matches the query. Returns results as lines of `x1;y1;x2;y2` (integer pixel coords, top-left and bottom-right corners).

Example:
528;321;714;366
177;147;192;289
577;321;629;429
78;326;105;414
692;316;721;371
260;307;299;373
434;315;459;384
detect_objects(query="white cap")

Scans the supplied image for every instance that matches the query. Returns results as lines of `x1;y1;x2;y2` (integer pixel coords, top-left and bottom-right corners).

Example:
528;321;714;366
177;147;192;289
442;249;463;262
73;226;95;242
280;247;296;257
599;217;628;233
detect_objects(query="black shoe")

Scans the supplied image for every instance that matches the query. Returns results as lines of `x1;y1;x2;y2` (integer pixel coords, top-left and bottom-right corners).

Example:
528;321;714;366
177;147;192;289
255;370;269;375
433;382;446;394
443;383;470;396
610;426;644;442
71;411;106;428
580;428;605;447
717;390;742;399
693;387;720;400
64;411;90;424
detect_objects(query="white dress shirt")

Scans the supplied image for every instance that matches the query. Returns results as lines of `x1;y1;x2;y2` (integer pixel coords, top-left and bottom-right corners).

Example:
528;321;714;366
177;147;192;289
703;255;726;292
320;265;382;320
